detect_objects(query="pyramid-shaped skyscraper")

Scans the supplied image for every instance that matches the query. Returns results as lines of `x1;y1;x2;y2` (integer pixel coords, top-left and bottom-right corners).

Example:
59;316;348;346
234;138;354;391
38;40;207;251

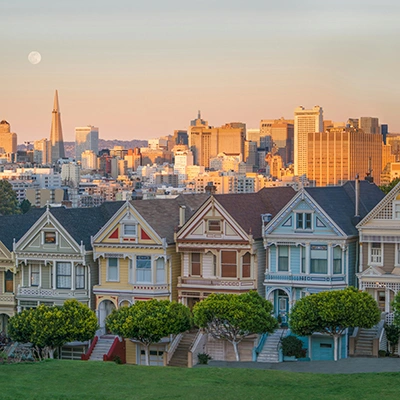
50;90;65;163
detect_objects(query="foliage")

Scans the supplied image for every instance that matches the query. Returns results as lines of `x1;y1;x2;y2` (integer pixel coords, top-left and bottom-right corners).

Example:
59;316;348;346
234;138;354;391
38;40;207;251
19;199;32;214
384;323;400;355
197;352;212;364
8;300;98;359
281;335;304;358
193;291;278;361
378;349;387;357
106;299;191;365
0;180;20;216
289;287;380;361
2;360;400;400
392;291;400;327
379;177;400;195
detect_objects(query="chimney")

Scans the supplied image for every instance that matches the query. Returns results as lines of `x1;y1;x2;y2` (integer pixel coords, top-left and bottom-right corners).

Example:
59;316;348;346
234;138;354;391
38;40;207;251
355;174;360;218
179;205;186;227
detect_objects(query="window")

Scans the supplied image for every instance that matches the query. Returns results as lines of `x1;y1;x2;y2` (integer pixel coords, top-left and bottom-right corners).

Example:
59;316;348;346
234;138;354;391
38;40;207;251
333;247;342;274
156;258;165;283
278;246;289;272
208;219;221;232
370;243;382;264
221;251;237;278
5;270;13;293
107;258;119;281
75;265;85;289
123;224;137;236
56;262;72;289
31;265;40;287
190;253;201;276
213;254;217;276
301;246;306;273
296;213;312;230
242;253;251;278
137;256;151;283
44;232;56;244
394;203;400;219
310;245;328;274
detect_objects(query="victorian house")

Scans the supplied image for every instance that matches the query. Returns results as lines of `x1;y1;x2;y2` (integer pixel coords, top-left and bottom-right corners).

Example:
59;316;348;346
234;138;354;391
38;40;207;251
357;181;400;320
175;188;295;362
91;195;206;365
262;179;384;360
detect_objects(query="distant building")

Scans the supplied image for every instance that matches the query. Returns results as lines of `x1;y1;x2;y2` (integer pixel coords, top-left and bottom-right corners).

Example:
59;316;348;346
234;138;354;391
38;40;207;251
307;127;383;186
0;120;17;155
360;117;380;134
270;118;294;165
49;90;65;163
294;106;323;177
81;150;98;170
75;126;99;161
124;148;142;170
34;138;51;164
61;163;80;188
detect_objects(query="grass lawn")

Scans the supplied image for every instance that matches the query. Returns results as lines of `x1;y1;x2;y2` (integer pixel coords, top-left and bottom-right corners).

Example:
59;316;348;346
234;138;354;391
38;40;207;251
0;360;399;400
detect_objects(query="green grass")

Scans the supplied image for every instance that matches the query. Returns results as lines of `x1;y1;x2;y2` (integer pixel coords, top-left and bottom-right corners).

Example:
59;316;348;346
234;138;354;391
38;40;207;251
0;360;399;400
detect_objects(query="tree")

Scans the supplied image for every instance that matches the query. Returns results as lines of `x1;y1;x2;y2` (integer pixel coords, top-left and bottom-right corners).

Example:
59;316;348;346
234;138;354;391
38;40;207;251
106;300;191;365
379;178;400;195
392;291;400;327
384;323;400;355
8;300;98;359
19;199;32;214
0;180;20;215
289;287;380;361
193;291;278;361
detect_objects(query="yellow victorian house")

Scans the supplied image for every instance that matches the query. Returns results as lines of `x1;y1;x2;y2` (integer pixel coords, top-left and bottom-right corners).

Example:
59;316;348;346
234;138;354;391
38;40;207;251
92;195;207;365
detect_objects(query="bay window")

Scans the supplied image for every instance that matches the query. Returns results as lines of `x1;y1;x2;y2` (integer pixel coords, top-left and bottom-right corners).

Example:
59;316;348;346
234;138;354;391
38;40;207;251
137;256;152;283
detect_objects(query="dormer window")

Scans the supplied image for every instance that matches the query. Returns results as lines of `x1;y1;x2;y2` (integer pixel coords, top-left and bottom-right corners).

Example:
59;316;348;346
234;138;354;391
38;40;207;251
296;213;312;230
44;232;56;244
208;219;221;232
123;224;137;236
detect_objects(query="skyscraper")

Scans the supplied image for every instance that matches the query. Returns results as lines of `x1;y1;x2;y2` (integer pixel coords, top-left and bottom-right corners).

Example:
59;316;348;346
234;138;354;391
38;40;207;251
75;125;99;161
294;106;323;176
360;117;379;134
49;90;65;163
0;120;17;155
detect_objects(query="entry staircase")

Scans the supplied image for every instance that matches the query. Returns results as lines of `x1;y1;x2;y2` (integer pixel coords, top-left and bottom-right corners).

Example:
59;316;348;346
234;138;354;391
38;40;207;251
257;329;287;363
353;326;379;357
89;336;115;361
168;329;198;367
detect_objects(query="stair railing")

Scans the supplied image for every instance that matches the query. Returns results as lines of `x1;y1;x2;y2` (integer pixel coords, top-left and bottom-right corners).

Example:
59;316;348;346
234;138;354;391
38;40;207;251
252;333;268;361
373;320;385;357
188;330;207;368
81;336;98;361
165;333;183;365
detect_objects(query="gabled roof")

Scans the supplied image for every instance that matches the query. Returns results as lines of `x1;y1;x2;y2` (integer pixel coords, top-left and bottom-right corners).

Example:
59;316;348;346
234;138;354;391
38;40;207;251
0;208;46;251
213;187;296;239
305;180;385;236
130;194;208;244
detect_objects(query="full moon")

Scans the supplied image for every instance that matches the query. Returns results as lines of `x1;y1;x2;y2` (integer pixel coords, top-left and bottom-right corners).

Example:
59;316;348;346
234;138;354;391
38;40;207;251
28;51;41;65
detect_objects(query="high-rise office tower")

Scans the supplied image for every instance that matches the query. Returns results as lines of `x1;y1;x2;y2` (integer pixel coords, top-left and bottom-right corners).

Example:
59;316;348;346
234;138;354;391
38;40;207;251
270;118;294;165
49;90;65;163
34;138;51;164
360;117;379;134
307;127;383;186
0;120;17;154
75;125;99;161
294;106;323;176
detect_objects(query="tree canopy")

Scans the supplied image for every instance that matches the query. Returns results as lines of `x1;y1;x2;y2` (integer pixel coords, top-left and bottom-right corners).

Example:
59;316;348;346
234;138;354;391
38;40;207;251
193;291;278;361
379;178;400;195
289;287;380;361
0;180;20;216
106;299;191;365
8;299;98;359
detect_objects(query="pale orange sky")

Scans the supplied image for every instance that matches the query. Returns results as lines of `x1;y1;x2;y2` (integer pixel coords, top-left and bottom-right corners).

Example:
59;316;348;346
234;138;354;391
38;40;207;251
2;1;400;143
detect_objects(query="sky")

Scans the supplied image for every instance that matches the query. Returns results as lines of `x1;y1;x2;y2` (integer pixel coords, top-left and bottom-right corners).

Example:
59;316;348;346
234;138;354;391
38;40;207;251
2;0;400;143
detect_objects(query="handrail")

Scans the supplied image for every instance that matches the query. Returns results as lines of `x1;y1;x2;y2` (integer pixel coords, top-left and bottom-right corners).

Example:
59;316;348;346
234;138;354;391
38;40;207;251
277;328;289;352
103;336;126;363
373;320;385;357
166;333;183;364
81;336;98;360
188;330;207;368
252;333;268;361
189;329;203;353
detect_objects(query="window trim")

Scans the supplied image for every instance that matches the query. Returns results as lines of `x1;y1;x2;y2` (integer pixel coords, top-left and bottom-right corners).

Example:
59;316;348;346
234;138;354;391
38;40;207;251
295;212;313;231
136;255;152;283
123;223;137;237
206;218;223;234
221;250;237;278
190;253;202;277
393;201;400;220
277;246;290;273
241;253;251;278
30;264;40;287
107;258;119;282
310;244;328;274
56;262;72;289
43;231;57;245
75;265;85;289
369;242;383;266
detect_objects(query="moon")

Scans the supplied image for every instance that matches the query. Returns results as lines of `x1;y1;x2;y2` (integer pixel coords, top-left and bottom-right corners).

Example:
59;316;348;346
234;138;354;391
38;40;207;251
28;51;41;65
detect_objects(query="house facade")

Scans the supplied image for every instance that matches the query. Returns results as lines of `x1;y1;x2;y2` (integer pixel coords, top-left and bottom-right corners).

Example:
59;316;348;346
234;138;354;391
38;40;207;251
263;180;385;360
91;195;206;365
357;181;400;320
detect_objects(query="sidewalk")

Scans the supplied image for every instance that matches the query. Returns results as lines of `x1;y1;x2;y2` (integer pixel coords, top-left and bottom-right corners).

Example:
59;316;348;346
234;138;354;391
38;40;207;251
201;358;400;374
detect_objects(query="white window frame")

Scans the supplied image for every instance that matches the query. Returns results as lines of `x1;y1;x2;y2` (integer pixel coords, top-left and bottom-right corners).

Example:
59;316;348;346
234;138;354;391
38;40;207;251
277;246;290;273
107;258;119;282
393;201;400;220
156;257;166;284
123;223;137;237
43;231;57;245
56;262;72;289
136;255;152;283
295;212;313;231
369;242;383;266
395;244;400;267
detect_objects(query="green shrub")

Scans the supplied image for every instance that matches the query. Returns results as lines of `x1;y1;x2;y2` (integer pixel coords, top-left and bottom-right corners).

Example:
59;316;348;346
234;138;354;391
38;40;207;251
281;335;304;358
197;353;212;364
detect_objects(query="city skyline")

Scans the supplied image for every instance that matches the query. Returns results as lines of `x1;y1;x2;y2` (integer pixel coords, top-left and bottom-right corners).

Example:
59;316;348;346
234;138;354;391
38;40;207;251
2;1;400;143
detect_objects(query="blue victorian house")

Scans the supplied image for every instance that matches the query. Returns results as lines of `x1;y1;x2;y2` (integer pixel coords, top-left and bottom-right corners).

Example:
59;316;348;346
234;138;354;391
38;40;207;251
262;179;384;360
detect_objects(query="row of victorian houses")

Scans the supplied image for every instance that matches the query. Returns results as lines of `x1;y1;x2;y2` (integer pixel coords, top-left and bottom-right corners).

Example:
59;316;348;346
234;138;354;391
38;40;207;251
0;178;398;364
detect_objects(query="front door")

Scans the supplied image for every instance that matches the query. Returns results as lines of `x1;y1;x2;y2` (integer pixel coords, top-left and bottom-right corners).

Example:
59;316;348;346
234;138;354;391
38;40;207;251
98;300;116;335
278;292;289;324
